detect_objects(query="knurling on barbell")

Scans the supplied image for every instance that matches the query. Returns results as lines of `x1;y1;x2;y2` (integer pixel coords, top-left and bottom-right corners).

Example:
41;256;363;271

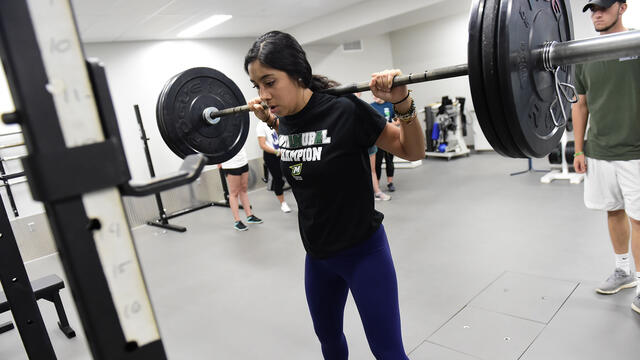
156;0;640;164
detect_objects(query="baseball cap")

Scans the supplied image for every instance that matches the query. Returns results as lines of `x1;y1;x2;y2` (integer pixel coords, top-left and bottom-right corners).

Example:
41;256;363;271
583;0;626;12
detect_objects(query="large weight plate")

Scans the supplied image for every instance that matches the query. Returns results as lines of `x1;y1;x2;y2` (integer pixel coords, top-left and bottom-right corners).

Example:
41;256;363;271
497;0;573;158
481;0;527;158
157;72;184;160
156;67;249;164
468;0;519;158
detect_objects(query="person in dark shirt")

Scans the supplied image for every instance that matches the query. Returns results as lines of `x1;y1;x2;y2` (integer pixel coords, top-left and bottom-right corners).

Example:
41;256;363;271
370;95;399;193
244;31;424;359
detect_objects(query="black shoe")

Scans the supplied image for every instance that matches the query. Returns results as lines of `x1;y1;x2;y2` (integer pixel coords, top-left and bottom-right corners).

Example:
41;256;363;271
387;183;396;192
234;221;248;231
246;215;263;224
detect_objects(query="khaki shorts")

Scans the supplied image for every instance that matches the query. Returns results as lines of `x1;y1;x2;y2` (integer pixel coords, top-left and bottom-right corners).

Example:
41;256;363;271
584;157;640;220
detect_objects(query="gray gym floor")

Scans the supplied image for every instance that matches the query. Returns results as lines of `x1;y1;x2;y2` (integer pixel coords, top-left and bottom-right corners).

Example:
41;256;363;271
1;152;639;359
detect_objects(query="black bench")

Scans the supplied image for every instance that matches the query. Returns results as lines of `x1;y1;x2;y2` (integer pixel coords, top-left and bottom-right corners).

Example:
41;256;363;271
0;274;76;338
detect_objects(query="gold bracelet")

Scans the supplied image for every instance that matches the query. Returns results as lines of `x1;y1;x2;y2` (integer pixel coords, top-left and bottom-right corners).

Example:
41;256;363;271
399;115;416;126
394;97;416;123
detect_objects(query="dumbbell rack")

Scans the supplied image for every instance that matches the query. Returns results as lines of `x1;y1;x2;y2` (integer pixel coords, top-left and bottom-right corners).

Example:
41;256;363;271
423;101;471;161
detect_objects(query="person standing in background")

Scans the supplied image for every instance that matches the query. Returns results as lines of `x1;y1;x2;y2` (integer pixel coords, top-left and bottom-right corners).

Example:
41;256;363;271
572;0;640;314
370;95;399;193
220;147;264;231
256;120;292;213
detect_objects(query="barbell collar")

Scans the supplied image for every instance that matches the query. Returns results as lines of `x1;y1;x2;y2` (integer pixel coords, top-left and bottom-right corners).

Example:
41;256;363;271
203;103;268;120
202;107;222;125
547;29;640;68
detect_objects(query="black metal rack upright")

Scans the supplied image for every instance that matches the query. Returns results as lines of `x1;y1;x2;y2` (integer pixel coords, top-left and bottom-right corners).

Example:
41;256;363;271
0;132;26;217
133;105;235;233
0;0;173;358
133;105;186;232
0;191;57;359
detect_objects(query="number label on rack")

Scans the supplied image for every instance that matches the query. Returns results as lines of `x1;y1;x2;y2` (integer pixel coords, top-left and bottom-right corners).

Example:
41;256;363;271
26;0;160;346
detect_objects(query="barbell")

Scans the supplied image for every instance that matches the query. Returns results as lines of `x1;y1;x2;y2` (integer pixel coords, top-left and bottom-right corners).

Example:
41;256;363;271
155;0;640;164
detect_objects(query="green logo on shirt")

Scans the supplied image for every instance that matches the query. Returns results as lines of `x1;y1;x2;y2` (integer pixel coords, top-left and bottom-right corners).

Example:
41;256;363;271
290;163;302;177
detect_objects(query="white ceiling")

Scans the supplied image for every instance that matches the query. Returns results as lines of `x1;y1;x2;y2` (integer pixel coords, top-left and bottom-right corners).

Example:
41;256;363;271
70;0;462;44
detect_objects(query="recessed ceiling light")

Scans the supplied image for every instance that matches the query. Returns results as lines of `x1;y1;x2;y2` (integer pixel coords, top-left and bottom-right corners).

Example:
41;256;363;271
177;15;232;38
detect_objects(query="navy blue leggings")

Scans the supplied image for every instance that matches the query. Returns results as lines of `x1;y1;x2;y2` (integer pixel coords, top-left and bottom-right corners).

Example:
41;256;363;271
305;225;408;360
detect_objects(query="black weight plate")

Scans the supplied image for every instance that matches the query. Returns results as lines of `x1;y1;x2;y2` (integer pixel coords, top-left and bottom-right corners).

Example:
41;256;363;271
157;72;185;159
481;0;526;158
564;140;575;164
497;0;573;158
547;143;562;164
468;0;517;158
547;140;575;165
156;67;250;164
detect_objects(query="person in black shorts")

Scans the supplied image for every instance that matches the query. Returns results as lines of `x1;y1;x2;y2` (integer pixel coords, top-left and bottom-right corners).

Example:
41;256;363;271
370;95;399;192
256;120;292;213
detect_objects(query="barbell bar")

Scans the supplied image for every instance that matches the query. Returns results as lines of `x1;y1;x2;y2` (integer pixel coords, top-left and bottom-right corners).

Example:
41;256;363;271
202;30;640;122
155;0;640;164
201;63;471;120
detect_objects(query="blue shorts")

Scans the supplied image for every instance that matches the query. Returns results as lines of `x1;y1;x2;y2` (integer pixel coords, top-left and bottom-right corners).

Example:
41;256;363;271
367;145;378;156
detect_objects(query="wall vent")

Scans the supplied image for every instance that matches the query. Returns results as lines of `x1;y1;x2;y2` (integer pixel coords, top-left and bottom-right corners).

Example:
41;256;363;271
342;40;363;52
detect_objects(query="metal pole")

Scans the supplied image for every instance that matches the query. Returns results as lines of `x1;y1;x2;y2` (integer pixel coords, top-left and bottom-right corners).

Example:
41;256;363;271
321;64;469;95
549;29;640;67
0;193;57;359
0;162;19;217
203;64;469;118
134;105;187;232
135;105;168;223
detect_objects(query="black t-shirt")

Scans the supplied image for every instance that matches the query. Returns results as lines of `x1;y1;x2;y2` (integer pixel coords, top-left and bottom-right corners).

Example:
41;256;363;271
278;92;387;258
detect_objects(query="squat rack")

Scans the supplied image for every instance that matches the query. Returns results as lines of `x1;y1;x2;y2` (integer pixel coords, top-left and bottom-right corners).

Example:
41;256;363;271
0;0;204;358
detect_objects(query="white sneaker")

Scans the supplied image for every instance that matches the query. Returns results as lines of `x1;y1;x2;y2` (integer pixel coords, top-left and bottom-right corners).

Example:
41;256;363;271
374;192;391;201
281;202;292;213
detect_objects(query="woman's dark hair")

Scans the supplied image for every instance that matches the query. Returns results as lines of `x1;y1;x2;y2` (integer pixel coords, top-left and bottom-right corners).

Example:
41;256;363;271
244;31;339;91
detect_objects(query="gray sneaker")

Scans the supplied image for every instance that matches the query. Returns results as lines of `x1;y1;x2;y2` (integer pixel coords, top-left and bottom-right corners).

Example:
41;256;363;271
595;268;637;295
632;294;640;315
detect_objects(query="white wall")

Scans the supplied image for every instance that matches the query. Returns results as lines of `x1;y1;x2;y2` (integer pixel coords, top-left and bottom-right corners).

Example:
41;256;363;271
305;34;395;104
389;10;471;110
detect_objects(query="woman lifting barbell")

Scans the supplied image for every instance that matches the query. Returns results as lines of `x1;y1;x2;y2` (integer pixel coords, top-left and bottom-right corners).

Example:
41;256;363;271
245;30;424;359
